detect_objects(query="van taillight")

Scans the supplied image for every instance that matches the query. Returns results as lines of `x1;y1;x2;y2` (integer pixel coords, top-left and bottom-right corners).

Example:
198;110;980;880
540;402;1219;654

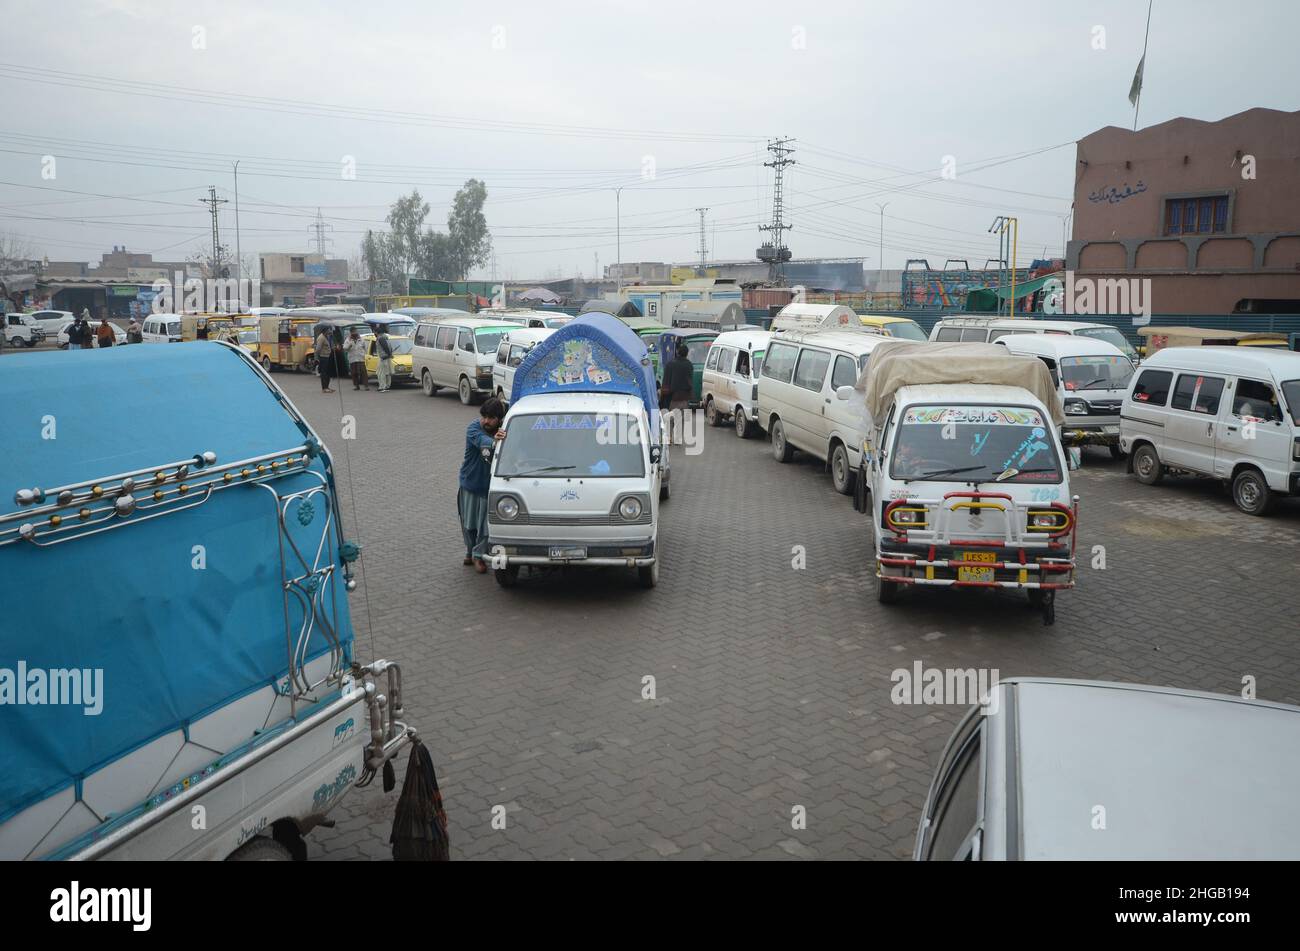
1293;437;1300;462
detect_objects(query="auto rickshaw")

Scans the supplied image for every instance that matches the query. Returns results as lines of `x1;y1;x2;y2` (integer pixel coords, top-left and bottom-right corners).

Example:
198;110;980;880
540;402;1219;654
252;314;318;372
181;313;240;342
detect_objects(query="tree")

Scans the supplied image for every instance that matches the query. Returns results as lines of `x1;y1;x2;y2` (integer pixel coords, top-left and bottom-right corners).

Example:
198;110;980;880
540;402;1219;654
357;181;492;289
0;231;35;273
447;179;491;278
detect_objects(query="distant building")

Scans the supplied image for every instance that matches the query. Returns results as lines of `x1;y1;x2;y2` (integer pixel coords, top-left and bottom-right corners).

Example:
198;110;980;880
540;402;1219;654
259;252;349;306
606;262;672;284
1069;107;1300;314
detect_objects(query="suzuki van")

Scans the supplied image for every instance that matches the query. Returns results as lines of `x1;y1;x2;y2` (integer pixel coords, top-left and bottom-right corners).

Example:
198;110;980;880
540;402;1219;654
701;328;772;438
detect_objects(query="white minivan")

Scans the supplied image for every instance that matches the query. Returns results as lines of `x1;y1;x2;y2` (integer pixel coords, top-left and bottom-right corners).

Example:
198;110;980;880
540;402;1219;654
701;327;772;438
998;333;1134;459
141;313;182;343
411;316;516;404
1120;347;1300;515
492;327;556;402
929;316;1139;365
758;329;888;493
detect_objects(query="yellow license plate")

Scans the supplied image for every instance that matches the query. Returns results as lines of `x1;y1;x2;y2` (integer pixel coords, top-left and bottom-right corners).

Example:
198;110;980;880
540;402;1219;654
957;550;997;582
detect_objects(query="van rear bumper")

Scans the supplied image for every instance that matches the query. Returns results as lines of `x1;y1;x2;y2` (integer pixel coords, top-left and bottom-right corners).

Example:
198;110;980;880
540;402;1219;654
489;539;655;567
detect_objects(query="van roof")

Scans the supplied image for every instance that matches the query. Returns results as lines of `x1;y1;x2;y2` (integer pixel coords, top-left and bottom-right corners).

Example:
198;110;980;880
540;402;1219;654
1141;345;1300;379
425;315;518;330
895;383;1051;411
712;328;773;350
770;302;861;332
936;316;1112;332
998;333;1127;359
774;329;888;355
500;327;556;345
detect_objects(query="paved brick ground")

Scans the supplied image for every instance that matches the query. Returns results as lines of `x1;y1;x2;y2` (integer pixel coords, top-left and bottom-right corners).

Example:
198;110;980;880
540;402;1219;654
269;370;1300;860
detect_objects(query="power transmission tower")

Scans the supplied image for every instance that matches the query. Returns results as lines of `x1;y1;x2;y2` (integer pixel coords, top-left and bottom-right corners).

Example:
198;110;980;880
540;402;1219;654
198;186;229;277
310;208;334;259
695;207;709;274
757;138;795;282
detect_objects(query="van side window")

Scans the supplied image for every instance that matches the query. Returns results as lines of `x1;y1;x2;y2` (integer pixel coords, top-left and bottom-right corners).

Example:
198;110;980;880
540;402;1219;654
413;325;429;346
1132;369;1172;405
435;326;456;351
735;350;751;377
496;342;509;365
508;345;527;367
762;341;798;384
717;348;736;375
960;328;987;342
1038;357;1059;388
935;327;963;342
705;347;720;370
925;729;982;861
1232;380;1281;421
831;354;858;390
987;329;1014;341
1171;374;1225;415
792;349;831;391
457;329;474;352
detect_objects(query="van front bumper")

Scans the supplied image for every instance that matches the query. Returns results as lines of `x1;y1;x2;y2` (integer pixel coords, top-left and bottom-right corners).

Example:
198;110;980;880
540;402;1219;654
876;539;1075;590
489;539;655;567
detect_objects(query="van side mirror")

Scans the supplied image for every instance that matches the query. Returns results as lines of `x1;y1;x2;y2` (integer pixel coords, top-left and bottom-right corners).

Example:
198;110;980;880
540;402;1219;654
649;446;662;465
835;385;855;401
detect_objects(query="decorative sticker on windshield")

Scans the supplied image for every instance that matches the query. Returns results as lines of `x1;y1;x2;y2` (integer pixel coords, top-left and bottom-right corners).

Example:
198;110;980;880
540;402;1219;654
999;426;1051;473
903;406;1044;427
530;414;611;430
551;340;612;385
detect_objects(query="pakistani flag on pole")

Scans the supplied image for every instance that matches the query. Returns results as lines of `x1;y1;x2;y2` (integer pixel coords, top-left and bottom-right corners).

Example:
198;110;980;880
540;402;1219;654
1128;54;1145;106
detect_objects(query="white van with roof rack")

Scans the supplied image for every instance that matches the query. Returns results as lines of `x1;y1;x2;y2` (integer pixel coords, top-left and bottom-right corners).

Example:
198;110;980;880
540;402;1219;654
758;327;889;494
929;316;1139;365
1120;346;1300;515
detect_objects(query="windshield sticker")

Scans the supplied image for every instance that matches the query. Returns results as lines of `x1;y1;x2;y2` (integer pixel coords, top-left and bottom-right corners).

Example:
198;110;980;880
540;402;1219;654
588;460;611;475
904;406;1043;426
1000;428;1050;471
970;430;990;455
530;414;610;430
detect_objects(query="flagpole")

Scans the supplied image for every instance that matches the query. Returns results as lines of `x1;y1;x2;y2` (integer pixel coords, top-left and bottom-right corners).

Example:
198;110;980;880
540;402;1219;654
1133;0;1153;131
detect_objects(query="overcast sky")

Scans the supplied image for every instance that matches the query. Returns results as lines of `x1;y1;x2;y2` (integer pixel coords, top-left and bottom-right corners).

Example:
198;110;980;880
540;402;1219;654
1;0;1296;280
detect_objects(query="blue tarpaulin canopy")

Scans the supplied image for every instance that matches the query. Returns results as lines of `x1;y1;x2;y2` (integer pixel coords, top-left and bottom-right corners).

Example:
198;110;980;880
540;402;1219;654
0;344;351;824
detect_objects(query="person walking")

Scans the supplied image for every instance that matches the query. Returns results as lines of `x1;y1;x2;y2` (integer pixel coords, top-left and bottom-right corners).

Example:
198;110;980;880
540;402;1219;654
314;326;335;393
66;311;91;350
660;342;694;445
126;316;143;344
375;329;395;392
96;317;116;348
458;397;506;573
345;328;369;390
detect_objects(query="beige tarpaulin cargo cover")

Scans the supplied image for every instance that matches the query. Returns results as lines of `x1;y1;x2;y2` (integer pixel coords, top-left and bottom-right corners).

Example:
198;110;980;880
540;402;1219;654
856;340;1065;425
1136;326;1288;352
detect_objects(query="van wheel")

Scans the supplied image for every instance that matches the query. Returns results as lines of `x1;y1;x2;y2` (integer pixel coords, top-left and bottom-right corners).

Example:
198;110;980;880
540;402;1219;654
771;419;794;463
638;560;659;589
877;576;901;604
303;354;316;374
734;407;750;439
226;837;293;861
1132;444;1163;485
260;354;272;372
659;480;670;501
421;370;437;397
1232;468;1275;516
830;443;853;495
458;377;473;405
494;565;520;587
705;398;722;427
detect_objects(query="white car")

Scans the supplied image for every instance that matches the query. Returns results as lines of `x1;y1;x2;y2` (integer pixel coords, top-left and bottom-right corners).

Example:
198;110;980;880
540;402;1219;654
492;327;555;402
28;309;75;336
56;320;126;348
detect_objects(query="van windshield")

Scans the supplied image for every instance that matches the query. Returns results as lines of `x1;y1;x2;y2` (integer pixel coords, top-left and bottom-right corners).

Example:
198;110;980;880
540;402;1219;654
885;320;927;341
1282;381;1300;426
496;413;645;478
891;405;1062;484
475;328;510;354
1060;355;1133;391
1075;327;1138;362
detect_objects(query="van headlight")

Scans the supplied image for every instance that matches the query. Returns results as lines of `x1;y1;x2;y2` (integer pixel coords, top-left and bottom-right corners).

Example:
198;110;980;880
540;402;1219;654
618;497;642;520
1064;399;1088;415
496;496;519;520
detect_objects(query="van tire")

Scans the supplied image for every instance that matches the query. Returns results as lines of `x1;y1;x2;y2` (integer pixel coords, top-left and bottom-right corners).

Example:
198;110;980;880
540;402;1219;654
226;836;294;861
638;560;659;588
876;576;901;604
830;443;853;495
705;398;722;427
1231;468;1274;516
422;370;437;397
458;376;473;405
734;407;750;439
771;418;794;463
303;354;316;374
1132;444;1164;485
659;481;670;501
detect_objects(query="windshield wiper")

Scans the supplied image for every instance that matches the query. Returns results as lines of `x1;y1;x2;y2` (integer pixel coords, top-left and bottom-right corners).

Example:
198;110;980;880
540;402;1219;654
1070;377;1114;390
994;466;1058;482
909;465;987;482
503;465;575;479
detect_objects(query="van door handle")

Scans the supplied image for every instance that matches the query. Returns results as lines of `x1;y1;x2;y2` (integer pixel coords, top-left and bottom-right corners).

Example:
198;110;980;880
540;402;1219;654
824;398;831;404
1226;425;1238;433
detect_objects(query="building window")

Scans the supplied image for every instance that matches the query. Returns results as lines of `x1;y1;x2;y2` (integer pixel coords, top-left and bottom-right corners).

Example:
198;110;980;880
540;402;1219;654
1164;195;1228;236
290;256;305;273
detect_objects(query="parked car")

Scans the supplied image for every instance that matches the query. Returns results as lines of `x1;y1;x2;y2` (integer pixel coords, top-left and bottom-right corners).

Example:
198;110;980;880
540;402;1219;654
492;327;556;402
28;309;75;336
1120;346;1300;515
759;328;889;494
929;316;1139;365
362;313;416;337
3;312;44;348
701;328;772;438
857;314;928;341
411;316;516;404
479;308;572;330
363;333;415;385
915;678;1300;860
141;313;183;343
56;319;126;348
998;333;1133;458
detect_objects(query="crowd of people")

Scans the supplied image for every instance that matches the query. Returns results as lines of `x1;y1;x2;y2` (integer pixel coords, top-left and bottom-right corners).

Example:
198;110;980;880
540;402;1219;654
314;326;396;394
62;310;144;349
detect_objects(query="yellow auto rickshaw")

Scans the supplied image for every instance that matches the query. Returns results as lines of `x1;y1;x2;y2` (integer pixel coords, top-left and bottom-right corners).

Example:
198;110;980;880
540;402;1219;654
181;314;241;342
252;315;318;372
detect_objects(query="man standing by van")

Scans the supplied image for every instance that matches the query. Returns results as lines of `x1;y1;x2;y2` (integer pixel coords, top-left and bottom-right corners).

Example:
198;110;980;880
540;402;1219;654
67;311;91;350
314;326;335;393
661;343;694;445
345;328;369;390
375;329;395;392
459;397;506;573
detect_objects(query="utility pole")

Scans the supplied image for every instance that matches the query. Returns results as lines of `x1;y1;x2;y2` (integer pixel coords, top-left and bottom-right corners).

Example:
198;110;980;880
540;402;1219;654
757;137;795;283
695;207;709;274
198;185;229;280
989;216;1020;316
614;187;624;292
232;162;242;293
875;202;891;275
310;208;333;259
